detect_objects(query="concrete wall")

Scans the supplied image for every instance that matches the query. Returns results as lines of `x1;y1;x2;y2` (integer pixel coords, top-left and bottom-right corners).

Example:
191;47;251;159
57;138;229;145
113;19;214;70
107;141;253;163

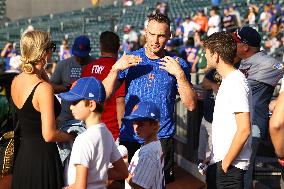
6;0;118;20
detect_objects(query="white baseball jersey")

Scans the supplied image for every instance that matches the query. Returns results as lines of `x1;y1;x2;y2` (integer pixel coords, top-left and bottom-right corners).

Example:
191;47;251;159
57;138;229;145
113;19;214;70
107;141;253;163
125;140;165;189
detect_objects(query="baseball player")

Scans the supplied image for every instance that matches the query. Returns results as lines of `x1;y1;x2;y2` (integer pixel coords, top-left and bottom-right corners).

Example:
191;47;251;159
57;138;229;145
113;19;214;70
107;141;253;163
123;101;165;189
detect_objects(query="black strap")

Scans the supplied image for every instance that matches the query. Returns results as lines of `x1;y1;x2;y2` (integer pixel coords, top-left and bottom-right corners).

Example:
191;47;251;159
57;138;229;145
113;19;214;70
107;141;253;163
30;82;43;98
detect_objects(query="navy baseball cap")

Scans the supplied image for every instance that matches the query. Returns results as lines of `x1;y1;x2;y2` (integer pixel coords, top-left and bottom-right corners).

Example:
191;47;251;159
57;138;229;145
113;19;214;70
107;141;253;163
59;77;106;103
72;36;91;57
233;26;261;47
122;101;160;122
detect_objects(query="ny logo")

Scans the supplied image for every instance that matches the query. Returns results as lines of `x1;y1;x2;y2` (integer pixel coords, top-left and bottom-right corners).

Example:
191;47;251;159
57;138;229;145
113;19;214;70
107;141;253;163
147;73;155;87
91;65;105;74
132;105;139;112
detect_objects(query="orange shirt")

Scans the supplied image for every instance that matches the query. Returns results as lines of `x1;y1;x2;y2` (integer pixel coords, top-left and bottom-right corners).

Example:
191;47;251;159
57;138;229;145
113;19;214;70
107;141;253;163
194;16;208;33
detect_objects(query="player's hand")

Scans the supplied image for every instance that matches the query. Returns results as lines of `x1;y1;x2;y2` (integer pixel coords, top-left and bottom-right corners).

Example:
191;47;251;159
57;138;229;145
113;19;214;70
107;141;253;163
112;54;142;72
159;56;184;78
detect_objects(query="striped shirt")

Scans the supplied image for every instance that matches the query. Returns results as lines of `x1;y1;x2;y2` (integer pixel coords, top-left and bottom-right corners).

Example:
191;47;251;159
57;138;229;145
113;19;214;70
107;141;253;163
119;48;191;142
125;140;165;189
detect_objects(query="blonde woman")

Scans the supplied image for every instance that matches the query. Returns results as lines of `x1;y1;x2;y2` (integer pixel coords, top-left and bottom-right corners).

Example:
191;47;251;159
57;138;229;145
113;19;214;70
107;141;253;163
11;30;74;189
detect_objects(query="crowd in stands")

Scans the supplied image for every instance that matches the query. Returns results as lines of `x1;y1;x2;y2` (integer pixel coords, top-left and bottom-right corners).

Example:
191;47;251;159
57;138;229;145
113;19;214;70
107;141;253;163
0;0;284;189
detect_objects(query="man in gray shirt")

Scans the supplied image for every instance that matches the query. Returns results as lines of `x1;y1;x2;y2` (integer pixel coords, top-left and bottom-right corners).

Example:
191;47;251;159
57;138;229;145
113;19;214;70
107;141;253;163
50;36;94;162
233;26;284;189
51;36;94;125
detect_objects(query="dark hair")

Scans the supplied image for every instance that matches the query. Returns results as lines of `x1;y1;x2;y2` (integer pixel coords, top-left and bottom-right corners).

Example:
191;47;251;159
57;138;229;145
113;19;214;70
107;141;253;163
203;31;237;64
84;100;104;113
148;13;170;27
100;31;120;53
186;37;195;46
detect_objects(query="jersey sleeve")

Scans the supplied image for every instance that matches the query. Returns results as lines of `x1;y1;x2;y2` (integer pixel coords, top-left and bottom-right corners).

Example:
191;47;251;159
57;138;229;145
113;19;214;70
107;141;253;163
132;155;156;189
69;136;92;168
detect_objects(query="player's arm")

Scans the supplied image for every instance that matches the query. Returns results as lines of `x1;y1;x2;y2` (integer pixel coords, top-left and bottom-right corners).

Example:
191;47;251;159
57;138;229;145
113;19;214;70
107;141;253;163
159;56;197;111
108;158;128;180
102;54;141;99
270;91;284;158
65;164;88;189
222;112;251;172
116;97;125;128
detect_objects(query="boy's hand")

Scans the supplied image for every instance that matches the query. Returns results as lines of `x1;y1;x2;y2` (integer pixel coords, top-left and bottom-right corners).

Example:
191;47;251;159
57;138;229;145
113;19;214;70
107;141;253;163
221;160;230;173
112;54;142;72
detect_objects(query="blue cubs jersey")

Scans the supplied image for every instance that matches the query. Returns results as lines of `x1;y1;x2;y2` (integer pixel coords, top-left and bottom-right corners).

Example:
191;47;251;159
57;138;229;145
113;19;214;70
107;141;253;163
119;48;191;143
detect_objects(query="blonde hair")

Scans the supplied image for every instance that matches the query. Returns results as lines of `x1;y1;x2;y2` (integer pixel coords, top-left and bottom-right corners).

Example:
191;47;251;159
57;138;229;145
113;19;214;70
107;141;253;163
20;30;51;73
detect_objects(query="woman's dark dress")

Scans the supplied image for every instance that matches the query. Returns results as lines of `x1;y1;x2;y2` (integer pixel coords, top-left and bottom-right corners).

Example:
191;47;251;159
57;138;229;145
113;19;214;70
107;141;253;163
12;82;63;189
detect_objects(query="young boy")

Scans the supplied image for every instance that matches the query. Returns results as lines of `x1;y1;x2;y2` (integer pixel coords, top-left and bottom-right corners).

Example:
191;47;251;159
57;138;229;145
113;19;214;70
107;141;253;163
59;77;128;189
123;101;165;189
203;32;252;188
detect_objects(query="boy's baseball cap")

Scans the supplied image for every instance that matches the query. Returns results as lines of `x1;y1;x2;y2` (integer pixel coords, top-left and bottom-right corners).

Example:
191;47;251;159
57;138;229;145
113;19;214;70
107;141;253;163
122;101;160;122
233;26;261;47
59;77;106;103
72;36;91;57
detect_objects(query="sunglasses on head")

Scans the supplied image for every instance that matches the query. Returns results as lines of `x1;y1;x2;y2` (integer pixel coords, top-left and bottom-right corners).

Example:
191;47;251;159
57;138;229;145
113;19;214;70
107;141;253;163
46;42;56;52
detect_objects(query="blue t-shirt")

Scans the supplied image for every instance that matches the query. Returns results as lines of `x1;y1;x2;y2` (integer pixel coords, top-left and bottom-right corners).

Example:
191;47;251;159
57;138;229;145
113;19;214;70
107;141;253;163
119;48;191;143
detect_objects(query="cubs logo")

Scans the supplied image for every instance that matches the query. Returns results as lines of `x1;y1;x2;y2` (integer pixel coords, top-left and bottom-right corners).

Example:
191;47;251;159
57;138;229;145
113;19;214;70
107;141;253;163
132;104;139;112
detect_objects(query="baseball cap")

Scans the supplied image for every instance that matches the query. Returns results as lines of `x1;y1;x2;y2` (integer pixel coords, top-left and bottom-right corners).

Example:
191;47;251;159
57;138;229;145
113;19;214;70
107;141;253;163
72;36;91;57
166;40;174;47
233;26;261;47
122;101;160;122
59;77;106;103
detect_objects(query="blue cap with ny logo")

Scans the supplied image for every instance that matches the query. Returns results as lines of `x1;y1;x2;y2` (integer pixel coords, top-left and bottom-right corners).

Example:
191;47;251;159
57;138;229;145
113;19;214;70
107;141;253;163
122;101;160;122
59;77;106;103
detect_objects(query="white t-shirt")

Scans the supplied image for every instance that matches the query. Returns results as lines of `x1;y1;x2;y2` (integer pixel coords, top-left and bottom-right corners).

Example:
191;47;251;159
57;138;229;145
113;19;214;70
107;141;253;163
66;123;121;189
125;140;165;189
211;70;252;170
182;21;201;42
207;15;221;36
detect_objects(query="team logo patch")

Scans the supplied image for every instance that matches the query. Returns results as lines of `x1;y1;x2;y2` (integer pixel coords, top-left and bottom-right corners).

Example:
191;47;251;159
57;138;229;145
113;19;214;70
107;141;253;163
132;105;139;112
273;63;284;70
